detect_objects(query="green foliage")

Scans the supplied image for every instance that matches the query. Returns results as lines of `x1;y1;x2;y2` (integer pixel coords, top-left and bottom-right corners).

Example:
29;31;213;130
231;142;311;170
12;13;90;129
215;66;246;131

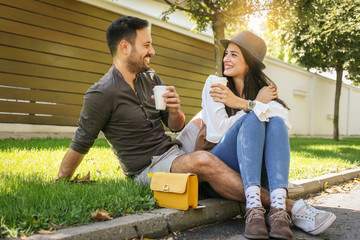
268;0;360;83
262;23;299;65
161;0;262;32
161;0;265;74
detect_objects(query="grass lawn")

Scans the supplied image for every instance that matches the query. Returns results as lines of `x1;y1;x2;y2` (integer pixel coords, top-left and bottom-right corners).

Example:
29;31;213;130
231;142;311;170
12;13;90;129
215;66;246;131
0;138;156;238
1;137;359;238
289;138;360;180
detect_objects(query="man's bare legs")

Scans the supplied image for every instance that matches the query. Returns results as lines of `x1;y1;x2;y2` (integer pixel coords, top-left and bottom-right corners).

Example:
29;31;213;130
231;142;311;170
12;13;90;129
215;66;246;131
171;150;294;213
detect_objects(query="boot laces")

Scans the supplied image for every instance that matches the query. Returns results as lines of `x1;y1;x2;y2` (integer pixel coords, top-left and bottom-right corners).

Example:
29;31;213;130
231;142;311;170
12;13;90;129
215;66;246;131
245;207;266;223
270;209;292;224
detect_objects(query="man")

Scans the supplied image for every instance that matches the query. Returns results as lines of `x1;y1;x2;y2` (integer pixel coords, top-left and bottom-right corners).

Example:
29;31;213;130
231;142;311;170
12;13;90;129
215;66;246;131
57;16;335;236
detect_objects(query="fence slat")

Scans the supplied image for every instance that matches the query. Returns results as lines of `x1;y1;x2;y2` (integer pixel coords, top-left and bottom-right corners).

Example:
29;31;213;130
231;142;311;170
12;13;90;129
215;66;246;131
152;25;214;52
1;0;111;30
0;101;81;117
152;35;214;60
0;73;91;95
0;113;78;126
0;19;107;52
154;45;215;68
0;32;111;64
0;45;110;74
0;87;83;105
0;59;103;83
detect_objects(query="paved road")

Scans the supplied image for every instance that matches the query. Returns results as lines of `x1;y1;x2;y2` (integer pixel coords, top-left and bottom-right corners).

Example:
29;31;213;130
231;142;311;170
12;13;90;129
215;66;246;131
155;183;360;240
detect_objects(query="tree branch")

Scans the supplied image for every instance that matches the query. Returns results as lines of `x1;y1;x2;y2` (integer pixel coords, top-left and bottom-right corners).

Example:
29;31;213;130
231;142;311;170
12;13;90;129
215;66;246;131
162;0;211;18
203;0;217;20
197;0;214;16
203;0;215;11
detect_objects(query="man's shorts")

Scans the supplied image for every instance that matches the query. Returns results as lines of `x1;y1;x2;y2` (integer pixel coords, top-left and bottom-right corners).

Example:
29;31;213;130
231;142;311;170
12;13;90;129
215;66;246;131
134;121;199;184
134;144;185;184
176;120;199;154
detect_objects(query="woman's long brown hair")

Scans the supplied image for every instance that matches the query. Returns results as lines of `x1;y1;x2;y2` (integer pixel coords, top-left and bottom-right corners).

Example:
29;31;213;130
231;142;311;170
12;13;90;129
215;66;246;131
222;46;290;116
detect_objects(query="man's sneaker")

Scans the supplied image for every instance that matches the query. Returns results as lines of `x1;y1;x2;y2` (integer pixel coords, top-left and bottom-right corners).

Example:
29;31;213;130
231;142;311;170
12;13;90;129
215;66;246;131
291;199;336;235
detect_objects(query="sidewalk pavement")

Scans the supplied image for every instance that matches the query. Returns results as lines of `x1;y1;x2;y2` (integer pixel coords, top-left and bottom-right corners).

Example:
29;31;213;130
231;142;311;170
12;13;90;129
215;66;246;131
27;168;360;240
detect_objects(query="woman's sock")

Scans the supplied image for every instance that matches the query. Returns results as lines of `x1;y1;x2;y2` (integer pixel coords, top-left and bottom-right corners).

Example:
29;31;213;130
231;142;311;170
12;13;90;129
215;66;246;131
270;188;287;210
245;185;262;208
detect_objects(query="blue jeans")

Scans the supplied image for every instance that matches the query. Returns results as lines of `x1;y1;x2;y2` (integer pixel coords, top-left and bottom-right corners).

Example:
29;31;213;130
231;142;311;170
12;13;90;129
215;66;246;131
210;112;290;192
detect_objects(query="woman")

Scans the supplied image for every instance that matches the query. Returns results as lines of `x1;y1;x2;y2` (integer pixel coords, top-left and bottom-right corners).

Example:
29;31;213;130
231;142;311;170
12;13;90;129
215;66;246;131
200;31;293;239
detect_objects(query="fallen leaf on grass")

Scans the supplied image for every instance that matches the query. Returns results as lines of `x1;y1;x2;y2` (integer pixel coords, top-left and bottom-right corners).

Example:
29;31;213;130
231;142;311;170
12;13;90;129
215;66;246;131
91;209;113;220
47;221;61;229
71;171;90;183
38;229;55;234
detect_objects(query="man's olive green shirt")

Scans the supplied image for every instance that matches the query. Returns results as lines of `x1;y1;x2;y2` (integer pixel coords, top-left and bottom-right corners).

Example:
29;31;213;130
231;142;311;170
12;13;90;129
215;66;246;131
70;66;181;176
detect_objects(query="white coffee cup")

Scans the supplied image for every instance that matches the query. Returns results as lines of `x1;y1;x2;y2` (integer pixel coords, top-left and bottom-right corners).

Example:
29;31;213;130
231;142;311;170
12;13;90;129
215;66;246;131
210;76;228;87
153;85;170;110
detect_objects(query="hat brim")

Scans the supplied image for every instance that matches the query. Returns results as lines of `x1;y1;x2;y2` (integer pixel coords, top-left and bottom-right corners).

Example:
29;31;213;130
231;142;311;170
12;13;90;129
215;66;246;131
220;38;266;70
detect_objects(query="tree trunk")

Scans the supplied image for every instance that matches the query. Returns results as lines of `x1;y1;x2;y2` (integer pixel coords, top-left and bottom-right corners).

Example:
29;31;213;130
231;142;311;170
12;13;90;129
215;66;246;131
333;65;343;141
212;19;225;76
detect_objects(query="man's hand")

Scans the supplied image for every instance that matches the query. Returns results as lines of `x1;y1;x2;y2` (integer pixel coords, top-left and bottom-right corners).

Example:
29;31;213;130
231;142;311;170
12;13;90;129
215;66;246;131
255;85;278;104
163;86;185;131
163;86;181;113
56;148;85;181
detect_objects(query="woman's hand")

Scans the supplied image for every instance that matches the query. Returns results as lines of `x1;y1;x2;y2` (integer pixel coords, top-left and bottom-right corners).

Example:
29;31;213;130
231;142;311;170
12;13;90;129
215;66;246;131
209;83;247;109
255;85;278;104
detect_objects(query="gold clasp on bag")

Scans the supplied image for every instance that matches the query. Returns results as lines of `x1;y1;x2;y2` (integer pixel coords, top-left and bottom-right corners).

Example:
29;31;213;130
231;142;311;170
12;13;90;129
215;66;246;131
163;184;169;192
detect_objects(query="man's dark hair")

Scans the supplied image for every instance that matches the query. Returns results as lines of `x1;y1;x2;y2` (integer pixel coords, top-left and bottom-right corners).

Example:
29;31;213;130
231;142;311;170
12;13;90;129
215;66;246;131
106;16;149;56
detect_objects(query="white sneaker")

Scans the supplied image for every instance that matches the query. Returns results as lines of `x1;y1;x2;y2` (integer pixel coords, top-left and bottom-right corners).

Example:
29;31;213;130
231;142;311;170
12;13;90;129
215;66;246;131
291;199;336;235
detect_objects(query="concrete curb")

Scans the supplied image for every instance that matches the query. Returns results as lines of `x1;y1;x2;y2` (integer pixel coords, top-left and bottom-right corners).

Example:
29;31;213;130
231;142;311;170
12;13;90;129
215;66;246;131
27;168;360;240
27;199;241;240
289;168;360;199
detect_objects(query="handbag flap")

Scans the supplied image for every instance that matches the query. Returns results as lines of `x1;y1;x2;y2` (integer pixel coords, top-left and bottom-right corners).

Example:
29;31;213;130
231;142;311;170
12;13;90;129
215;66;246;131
150;172;193;194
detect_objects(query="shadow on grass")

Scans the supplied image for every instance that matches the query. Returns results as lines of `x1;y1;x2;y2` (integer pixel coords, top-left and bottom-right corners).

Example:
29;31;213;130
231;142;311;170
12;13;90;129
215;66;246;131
0;137;109;151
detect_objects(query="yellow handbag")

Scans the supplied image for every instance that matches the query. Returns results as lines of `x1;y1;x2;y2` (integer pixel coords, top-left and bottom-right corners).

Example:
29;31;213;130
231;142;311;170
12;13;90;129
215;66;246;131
150;172;198;210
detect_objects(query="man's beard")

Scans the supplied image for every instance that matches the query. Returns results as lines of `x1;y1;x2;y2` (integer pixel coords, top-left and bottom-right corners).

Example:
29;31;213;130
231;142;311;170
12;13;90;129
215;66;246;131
127;48;151;74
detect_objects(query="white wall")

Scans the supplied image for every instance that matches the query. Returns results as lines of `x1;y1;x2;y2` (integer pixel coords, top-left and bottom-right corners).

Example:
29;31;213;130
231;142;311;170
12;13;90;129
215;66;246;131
346;86;360;136
264;57;360;137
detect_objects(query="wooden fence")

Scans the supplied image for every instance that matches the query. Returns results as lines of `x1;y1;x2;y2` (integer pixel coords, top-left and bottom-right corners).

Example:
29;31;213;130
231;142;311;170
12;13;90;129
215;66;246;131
0;0;215;127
